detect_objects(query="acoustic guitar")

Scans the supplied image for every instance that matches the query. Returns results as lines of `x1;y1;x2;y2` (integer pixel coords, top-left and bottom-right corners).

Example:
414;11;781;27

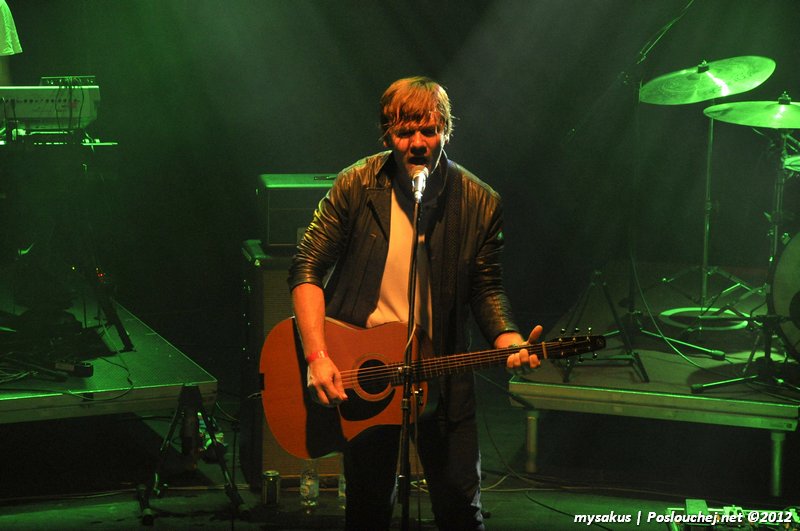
260;317;605;459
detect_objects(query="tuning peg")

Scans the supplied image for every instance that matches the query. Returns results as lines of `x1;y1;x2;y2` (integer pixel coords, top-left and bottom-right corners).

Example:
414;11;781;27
573;327;580;334
560;328;566;335
587;327;593;334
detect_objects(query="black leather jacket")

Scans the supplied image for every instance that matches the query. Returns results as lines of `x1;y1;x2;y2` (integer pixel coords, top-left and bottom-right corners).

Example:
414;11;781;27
289;151;519;359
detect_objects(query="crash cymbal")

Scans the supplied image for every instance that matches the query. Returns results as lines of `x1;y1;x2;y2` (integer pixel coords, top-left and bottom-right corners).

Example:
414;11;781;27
703;95;800;129
639;56;776;105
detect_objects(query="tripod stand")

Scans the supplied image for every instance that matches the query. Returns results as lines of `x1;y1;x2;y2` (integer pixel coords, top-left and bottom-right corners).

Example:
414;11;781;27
560;269;649;383
690;315;788;394
658;113;762;341
138;385;247;525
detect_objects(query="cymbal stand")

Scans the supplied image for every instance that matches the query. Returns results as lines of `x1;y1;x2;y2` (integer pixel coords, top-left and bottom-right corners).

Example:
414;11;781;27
690;314;787;395
700;115;717;311
607;94;724;361
660;115;762;343
766;132;794;273
691;133;795;395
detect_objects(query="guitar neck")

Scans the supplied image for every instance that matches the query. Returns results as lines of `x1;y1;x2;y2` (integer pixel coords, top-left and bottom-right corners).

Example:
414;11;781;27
408;337;603;382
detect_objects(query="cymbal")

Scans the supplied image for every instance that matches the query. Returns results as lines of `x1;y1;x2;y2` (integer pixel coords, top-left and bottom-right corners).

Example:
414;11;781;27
639;56;776;105
703;99;800;129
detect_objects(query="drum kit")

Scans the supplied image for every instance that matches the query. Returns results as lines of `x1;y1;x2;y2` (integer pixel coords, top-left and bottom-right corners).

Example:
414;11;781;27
638;56;800;363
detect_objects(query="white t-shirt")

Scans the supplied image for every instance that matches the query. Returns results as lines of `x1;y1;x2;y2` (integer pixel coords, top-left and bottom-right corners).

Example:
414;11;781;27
366;187;433;340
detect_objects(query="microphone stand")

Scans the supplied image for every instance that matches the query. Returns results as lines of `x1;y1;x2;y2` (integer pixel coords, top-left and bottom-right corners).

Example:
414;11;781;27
398;187;423;531
563;0;721;360
562;0;695;146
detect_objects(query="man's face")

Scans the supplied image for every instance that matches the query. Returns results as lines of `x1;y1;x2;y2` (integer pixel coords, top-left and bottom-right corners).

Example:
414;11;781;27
386;118;447;183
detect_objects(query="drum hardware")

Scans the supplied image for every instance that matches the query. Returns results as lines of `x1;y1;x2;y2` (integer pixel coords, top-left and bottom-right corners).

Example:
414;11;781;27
701;108;800;275
692;95;800;392
703;92;800;250
698;103;798;296
785;132;800;163
769;132;796;268
658;305;749;333
785;154;800;173
659;266;766;330
690;314;791;395
639;57;776;348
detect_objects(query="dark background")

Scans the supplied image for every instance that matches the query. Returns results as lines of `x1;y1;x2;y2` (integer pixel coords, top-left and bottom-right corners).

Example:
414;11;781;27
4;0;799;394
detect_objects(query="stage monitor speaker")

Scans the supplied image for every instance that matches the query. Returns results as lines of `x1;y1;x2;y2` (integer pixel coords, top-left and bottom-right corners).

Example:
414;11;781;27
256;173;334;253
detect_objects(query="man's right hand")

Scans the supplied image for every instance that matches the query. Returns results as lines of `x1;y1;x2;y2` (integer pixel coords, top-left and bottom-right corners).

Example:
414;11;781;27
306;356;348;407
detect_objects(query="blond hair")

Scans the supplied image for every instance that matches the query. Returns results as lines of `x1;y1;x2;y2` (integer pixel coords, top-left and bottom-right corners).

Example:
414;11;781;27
379;76;453;141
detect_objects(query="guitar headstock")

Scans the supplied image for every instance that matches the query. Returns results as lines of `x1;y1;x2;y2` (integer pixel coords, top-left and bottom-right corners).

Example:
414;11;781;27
548;328;606;360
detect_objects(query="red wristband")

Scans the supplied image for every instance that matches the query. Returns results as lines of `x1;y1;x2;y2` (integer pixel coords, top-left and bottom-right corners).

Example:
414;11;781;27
305;349;328;364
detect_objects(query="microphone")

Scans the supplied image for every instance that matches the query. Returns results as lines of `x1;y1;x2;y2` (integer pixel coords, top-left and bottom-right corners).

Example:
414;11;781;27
412;166;428;204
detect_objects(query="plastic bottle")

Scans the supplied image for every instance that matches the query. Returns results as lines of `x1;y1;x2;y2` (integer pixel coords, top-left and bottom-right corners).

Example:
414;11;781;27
299;459;319;507
337;470;346;509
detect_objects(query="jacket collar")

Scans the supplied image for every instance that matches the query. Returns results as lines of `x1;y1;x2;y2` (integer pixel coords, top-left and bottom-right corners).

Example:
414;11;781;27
365;150;453;236
373;150;451;198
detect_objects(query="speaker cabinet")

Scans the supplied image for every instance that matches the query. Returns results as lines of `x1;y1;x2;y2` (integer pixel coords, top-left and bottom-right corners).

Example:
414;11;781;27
239;243;340;488
255;173;334;252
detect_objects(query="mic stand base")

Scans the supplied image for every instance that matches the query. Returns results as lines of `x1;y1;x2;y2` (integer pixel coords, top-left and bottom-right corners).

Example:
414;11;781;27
691;316;789;395
560;270;650;383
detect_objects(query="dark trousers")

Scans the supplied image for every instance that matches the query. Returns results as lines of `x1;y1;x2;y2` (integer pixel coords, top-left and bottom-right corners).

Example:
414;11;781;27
343;411;484;530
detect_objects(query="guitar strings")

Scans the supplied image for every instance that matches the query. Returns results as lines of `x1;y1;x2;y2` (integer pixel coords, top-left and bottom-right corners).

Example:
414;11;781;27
337;341;592;383
337;339;596;387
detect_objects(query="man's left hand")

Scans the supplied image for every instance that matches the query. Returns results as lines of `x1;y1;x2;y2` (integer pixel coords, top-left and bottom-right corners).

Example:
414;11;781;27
499;326;544;375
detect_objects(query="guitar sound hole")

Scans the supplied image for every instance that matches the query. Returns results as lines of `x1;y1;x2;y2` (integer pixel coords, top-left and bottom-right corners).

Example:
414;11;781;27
357;359;390;396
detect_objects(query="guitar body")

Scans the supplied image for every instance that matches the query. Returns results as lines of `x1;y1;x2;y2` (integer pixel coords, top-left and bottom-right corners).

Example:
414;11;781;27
260;317;429;459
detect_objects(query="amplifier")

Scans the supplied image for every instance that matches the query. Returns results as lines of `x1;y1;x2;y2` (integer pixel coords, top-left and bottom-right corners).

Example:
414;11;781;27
255;173;334;253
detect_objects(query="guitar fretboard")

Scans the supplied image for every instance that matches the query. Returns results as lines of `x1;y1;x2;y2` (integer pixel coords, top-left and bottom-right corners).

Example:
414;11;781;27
340;336;605;388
